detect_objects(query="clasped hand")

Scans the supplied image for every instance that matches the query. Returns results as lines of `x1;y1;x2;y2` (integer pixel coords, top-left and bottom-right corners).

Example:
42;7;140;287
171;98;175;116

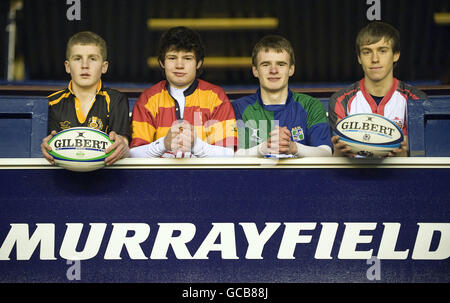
164;120;196;153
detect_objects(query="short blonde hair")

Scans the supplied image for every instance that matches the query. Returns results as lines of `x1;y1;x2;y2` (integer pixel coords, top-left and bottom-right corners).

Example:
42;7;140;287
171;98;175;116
66;31;107;60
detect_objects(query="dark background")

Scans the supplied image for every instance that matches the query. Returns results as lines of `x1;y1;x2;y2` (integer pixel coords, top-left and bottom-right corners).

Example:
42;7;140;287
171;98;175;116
1;0;449;87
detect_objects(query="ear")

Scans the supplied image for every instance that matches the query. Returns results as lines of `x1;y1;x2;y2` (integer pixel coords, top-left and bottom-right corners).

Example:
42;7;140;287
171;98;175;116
64;60;71;74
196;60;203;70
393;51;400;63
159;59;165;70
288;64;295;77
357;55;362;65
102;61;109;74
252;65;259;78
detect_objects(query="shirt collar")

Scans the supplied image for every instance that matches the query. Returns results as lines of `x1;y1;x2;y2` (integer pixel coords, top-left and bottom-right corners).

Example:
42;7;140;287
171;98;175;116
68;80;103;95
165;79;198;97
256;88;293;110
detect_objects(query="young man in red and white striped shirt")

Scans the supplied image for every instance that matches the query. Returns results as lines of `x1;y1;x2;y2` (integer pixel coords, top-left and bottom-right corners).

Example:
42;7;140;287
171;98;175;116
328;21;426;157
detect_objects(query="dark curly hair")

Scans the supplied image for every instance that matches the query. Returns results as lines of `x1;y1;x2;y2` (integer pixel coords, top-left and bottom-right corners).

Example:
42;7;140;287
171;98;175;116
157;26;205;67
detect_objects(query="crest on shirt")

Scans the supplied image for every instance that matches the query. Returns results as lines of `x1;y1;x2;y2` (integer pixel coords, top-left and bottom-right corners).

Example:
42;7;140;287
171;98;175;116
392;117;404;130
59;121;71;130
291;126;304;142
87;116;103;130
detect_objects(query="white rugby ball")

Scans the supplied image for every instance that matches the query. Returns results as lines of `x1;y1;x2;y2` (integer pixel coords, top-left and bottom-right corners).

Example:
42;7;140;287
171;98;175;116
48;127;113;172
334;113;404;158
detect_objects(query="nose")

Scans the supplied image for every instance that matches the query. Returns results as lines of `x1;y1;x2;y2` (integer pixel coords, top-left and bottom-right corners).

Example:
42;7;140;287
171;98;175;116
371;52;379;63
81;58;89;69
175;58;184;69
269;64;278;74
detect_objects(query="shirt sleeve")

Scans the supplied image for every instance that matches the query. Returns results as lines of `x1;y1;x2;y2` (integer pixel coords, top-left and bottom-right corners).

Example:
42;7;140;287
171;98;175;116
327;93;340;131
108;91;130;141
47;104;59;134
303;96;333;149
204;91;238;150
130;92;157;148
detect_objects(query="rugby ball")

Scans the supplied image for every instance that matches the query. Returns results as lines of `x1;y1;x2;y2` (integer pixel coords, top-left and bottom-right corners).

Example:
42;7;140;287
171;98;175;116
48;127;113;172
334;113;404;158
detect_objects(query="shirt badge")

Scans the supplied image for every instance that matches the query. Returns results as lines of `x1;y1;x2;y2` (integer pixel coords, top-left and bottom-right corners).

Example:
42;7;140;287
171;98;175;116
291;126;304;142
88;116;103;130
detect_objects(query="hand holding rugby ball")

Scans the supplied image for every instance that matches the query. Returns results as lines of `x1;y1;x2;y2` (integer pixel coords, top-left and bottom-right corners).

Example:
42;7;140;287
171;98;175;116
47;127;114;172
334;113;404;158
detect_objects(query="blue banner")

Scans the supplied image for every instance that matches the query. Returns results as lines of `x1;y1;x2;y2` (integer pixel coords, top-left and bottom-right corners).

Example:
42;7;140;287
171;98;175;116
0;159;449;282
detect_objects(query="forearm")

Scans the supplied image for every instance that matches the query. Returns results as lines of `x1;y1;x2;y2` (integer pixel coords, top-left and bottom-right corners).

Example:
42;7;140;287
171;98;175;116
192;138;234;158
129;137;166;158
294;143;332;157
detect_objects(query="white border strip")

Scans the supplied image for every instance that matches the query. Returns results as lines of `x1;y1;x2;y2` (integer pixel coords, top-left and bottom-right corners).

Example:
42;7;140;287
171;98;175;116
1;157;450;169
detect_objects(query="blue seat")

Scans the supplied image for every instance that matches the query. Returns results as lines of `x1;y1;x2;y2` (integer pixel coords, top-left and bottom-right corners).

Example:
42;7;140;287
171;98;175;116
408;97;450;156
0;96;48;157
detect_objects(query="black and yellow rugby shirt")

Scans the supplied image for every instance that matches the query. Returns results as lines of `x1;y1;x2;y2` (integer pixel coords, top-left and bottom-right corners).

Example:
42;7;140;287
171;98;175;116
47;80;130;139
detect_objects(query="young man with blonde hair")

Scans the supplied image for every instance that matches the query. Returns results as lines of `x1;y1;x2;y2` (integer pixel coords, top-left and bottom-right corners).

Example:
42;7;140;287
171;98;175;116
232;35;332;157
328;21;426;157
41;31;130;165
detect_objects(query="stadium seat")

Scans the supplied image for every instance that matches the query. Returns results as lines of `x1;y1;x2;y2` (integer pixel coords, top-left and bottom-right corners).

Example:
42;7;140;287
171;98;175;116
0;96;47;157
408;97;450;156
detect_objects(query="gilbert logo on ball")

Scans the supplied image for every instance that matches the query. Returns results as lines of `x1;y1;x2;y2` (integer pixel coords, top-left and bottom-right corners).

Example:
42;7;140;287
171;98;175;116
48;127;114;172
334;113;404;158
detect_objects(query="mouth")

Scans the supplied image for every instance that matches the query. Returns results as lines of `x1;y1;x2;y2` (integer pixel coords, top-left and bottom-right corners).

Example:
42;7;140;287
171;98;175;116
173;72;186;77
267;77;281;82
369;67;382;71
80;74;91;78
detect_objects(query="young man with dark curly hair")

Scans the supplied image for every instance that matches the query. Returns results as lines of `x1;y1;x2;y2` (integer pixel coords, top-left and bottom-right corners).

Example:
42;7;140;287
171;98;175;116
129;26;237;158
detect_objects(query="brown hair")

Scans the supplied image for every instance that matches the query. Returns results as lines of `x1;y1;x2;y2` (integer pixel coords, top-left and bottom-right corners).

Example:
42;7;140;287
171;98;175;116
356;21;400;56
157;26;205;65
252;35;295;66
66;31;107;60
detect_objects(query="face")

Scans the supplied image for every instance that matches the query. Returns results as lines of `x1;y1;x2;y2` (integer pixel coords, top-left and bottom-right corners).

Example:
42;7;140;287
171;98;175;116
357;38;400;84
160;49;202;89
65;44;108;90
252;49;295;94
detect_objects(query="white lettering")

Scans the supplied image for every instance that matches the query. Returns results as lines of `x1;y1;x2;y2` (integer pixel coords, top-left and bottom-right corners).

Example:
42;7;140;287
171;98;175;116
0;224;56;260
412;223;450;260
377;223;409;259
277;223;316;259
104;223;150;260
60;223;106;260
150;223;196;259
314;222;339;259
193;223;238;259
240;222;280;259
338;223;376;259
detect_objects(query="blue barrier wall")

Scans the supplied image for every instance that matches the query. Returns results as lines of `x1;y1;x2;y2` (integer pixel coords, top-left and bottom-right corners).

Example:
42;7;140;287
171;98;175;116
0;96;47;157
408;98;450;157
0;159;449;282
